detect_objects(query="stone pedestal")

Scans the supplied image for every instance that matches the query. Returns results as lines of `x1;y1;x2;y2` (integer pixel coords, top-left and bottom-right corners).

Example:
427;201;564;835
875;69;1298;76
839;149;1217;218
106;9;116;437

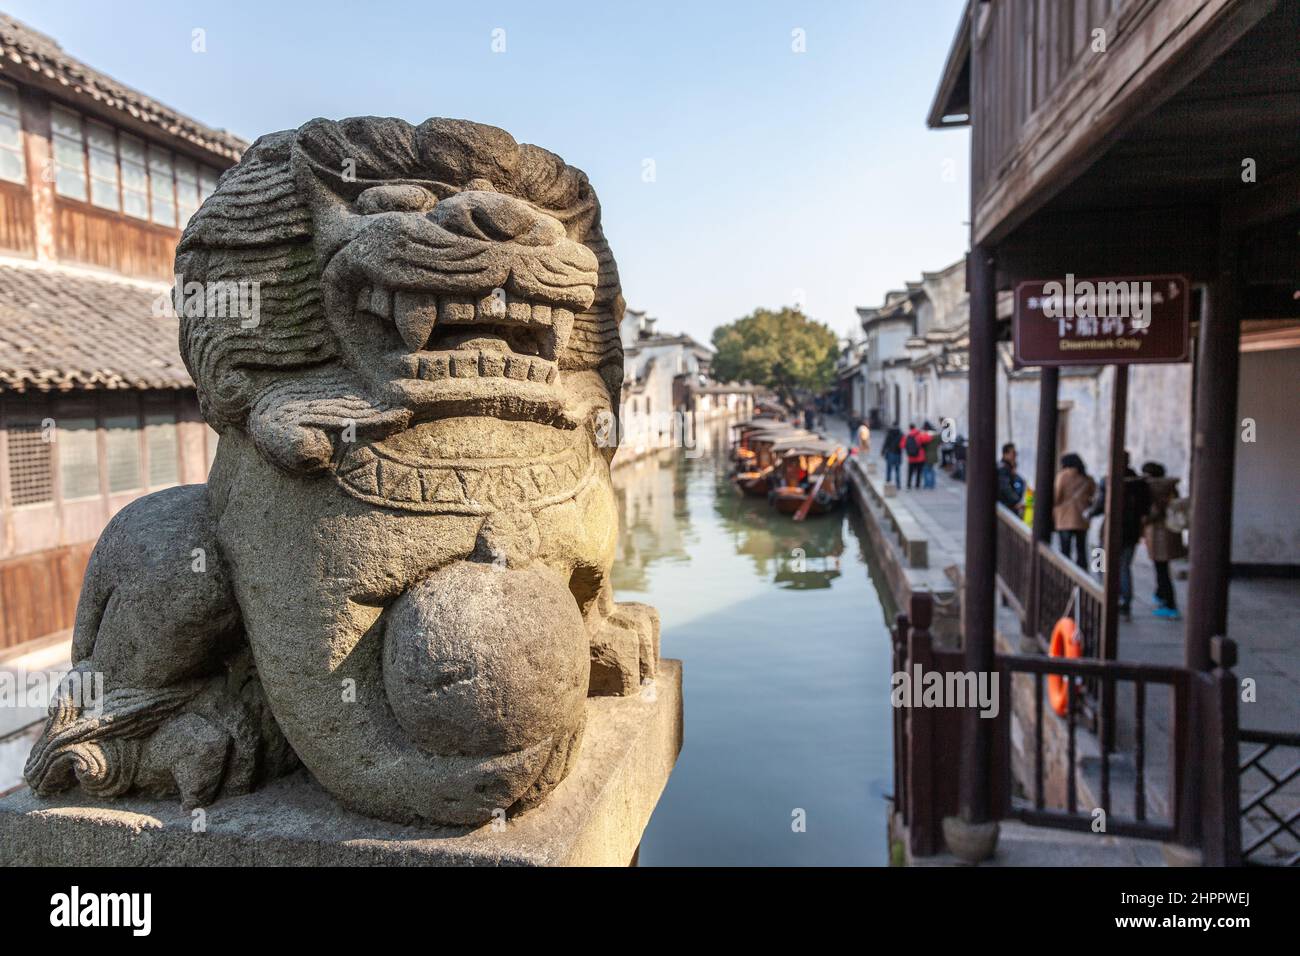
0;660;682;867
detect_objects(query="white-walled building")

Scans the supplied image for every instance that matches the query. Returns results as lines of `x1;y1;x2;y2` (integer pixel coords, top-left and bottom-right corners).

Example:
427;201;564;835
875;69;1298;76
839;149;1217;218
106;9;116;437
616;308;753;464
856;261;970;430
856;259;1299;569
836;336;869;423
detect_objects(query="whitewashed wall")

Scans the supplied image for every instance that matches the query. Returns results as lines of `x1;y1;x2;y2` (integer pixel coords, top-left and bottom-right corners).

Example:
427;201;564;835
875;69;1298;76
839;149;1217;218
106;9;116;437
1232;347;1300;565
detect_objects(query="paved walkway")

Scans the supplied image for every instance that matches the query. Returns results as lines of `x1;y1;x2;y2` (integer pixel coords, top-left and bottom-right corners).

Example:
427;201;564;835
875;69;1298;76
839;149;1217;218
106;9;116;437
902;817;1168;867
825;415;966;563
847;443;1299;864
877;467;1300;735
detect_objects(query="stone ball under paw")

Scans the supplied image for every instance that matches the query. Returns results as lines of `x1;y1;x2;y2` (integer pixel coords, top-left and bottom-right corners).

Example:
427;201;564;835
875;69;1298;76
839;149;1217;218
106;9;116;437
382;560;588;756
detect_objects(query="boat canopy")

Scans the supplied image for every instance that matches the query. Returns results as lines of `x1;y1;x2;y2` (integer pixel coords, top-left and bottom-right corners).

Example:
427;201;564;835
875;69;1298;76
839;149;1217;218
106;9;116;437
775;439;840;457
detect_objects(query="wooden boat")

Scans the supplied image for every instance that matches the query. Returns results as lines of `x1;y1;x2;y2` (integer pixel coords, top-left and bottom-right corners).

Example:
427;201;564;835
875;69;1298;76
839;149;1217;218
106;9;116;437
766;441;848;518
733;466;776;497
732;420;797;459
731;424;815;478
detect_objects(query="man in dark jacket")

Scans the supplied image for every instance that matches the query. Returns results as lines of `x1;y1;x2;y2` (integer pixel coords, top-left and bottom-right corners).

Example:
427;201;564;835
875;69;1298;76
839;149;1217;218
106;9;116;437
882;425;903;488
1087;450;1150;620
996;443;1026;513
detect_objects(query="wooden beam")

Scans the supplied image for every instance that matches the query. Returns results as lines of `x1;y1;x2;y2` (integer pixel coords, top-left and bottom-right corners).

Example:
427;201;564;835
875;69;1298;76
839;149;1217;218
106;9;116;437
960;243;998;824
1223;163;1300;234
1100;365;1128;753
1184;223;1243;669
1025;367;1059;641
994;206;1218;288
974;0;1277;245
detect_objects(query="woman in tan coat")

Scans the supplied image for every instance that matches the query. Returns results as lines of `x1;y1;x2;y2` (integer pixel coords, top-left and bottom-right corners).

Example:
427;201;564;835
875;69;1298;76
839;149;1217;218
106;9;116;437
1141;461;1186;620
1053;453;1097;568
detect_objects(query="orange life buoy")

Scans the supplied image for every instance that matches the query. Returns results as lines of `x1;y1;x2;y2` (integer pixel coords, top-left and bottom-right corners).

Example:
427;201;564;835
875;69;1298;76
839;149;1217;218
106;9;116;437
1047;617;1083;717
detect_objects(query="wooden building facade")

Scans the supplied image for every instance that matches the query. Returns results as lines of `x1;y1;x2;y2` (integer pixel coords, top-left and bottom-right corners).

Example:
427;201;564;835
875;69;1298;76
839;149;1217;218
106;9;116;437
0;15;245;652
898;0;1300;865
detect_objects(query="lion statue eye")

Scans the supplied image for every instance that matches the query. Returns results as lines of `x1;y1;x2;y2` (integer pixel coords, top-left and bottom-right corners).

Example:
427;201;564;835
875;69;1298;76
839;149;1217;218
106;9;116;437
355;184;437;215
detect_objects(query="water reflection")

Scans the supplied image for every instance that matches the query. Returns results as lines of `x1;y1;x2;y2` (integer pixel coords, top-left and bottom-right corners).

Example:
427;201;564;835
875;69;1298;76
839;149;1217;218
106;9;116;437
611;419;896;866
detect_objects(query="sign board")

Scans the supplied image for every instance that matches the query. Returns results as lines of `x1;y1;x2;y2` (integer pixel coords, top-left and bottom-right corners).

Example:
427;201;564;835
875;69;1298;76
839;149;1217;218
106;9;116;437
1014;274;1191;366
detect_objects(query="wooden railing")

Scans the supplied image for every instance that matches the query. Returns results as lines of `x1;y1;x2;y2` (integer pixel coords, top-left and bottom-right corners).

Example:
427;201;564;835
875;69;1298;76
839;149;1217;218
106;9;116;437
1239;728;1300;867
891;594;965;857
1032;541;1104;657
891;594;1245;863
994;504;1031;618
996;653;1189;842
994;504;1105;729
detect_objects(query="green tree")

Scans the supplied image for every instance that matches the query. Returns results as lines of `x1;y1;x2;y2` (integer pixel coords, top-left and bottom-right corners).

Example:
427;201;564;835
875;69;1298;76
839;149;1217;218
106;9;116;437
711;307;839;408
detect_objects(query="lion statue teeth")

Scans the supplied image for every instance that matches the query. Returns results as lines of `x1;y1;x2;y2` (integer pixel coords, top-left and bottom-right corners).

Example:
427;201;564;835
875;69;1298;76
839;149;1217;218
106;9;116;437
23;117;659;826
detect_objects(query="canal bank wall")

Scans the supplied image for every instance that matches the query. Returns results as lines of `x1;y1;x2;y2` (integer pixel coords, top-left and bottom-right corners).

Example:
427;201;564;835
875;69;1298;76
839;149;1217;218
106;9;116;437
845;456;961;644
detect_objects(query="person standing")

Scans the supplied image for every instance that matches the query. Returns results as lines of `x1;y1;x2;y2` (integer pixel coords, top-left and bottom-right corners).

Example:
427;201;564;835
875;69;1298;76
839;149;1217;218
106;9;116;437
883;425;903;488
901;423;929;490
921;420;940;488
1052;453;1096;568
1141;461;1186;620
1088;451;1150;621
953;436;967;482
996;443;1026;514
856;420;871;455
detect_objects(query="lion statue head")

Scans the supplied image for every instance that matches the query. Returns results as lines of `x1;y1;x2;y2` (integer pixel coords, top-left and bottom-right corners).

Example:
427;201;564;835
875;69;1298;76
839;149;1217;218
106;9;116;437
176;117;625;487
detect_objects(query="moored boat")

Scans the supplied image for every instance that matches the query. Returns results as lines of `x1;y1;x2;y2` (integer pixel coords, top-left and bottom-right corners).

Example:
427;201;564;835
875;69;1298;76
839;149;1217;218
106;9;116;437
729;417;825;498
733;467;776;496
765;440;848;518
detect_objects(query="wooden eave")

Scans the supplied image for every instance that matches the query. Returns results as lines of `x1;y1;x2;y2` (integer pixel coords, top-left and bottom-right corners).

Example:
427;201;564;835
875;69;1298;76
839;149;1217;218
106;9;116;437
972;0;1276;246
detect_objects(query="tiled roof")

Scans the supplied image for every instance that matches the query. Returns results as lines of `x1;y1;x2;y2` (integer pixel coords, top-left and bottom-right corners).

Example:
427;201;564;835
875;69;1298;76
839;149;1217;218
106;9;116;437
0;262;190;392
0;15;246;162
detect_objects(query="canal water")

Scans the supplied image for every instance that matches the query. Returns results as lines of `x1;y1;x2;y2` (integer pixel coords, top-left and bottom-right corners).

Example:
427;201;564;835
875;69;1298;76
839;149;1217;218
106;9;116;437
612;420;897;866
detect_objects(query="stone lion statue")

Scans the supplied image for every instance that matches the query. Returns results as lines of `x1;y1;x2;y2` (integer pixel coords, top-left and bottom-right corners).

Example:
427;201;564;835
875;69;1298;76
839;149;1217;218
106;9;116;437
24;117;659;825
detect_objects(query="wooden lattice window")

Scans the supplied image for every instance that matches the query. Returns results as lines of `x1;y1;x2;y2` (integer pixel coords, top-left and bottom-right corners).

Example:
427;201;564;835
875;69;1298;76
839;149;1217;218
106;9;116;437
105;414;142;493
119;134;149;220
86;120;121;212
148;146;175;227
6;420;54;506
58;416;99;500
51;106;87;202
175;157;199;227
198;166;219;203
0;81;25;184
145;412;178;487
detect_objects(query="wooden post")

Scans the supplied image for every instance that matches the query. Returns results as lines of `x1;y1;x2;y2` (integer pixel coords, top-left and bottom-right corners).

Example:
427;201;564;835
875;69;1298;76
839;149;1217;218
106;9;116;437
1185;230;1242;671
960;244;997;825
1199;637;1242;865
892;611;910;828
1099;365;1128;752
907;594;937;855
1026;367;1059;641
21;91;57;263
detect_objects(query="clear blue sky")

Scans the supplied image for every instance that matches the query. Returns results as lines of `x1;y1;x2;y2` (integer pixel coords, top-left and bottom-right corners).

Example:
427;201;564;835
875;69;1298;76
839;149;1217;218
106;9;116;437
7;0;971;344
